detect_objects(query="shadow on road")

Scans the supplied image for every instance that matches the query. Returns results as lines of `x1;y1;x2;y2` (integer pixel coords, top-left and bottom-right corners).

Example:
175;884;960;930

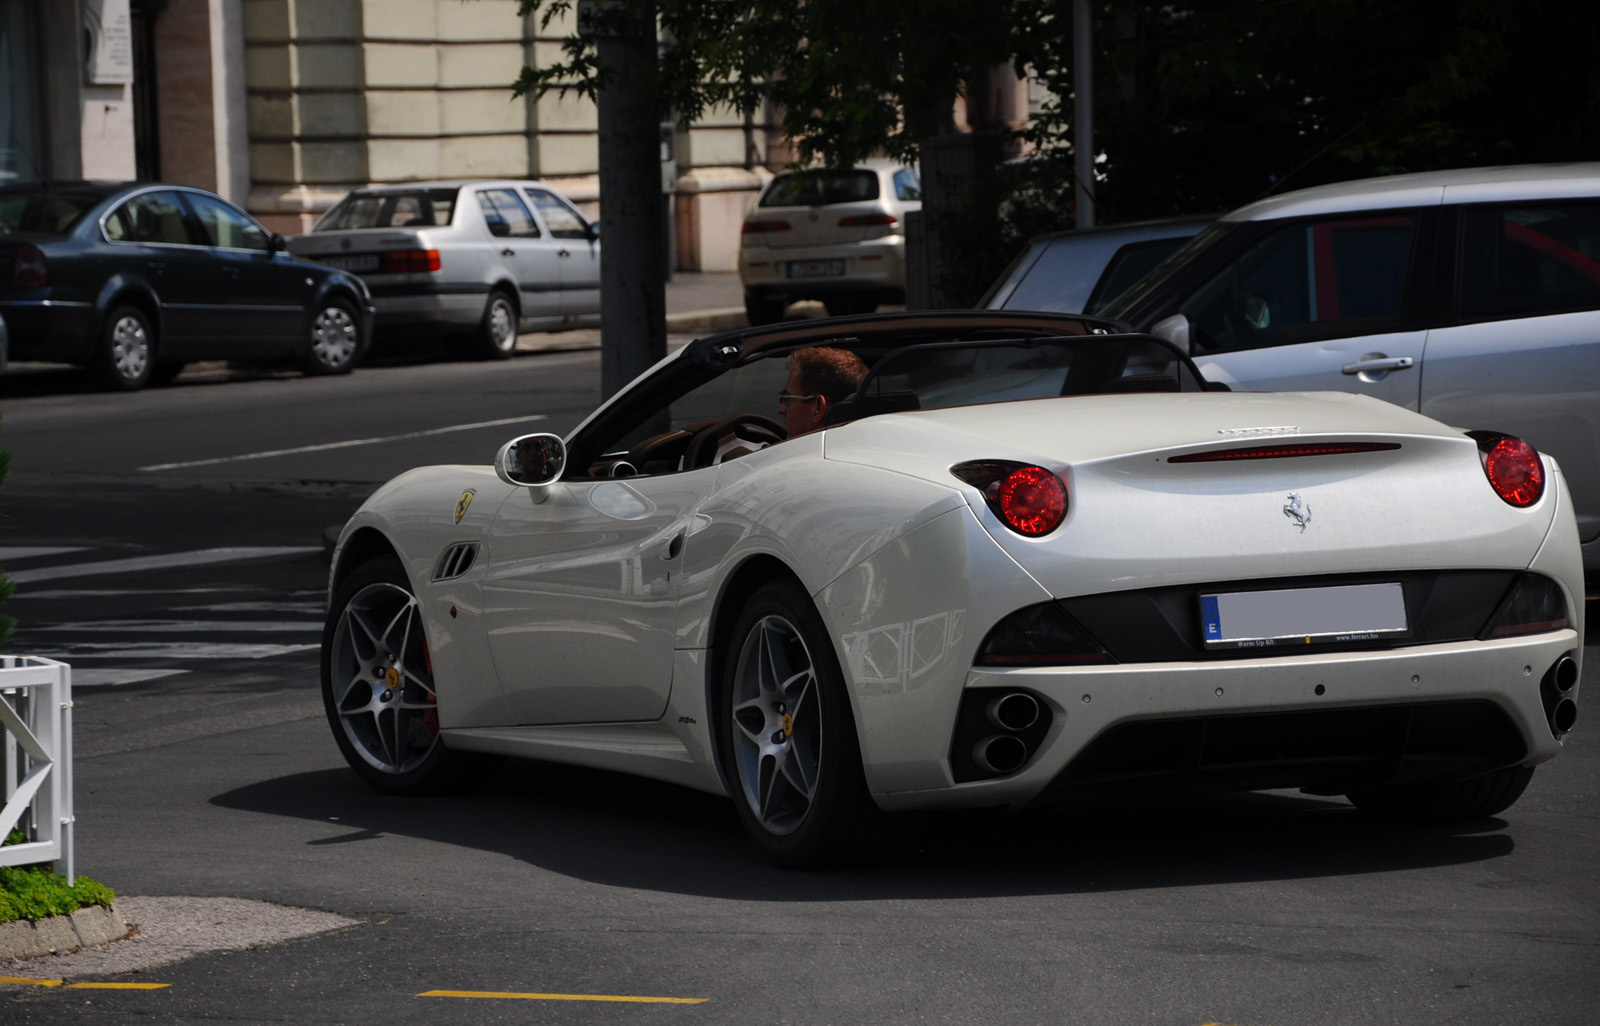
213;756;1517;900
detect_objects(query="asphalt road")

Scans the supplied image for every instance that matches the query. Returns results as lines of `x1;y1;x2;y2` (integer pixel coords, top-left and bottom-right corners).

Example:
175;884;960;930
1;350;1597;1025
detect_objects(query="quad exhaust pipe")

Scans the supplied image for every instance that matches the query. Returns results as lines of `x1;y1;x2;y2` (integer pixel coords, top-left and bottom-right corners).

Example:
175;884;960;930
970;691;1045;775
972;734;1030;775
1544;654;1579;736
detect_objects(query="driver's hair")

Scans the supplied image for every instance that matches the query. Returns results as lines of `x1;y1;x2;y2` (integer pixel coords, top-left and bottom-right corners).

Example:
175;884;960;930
787;346;867;403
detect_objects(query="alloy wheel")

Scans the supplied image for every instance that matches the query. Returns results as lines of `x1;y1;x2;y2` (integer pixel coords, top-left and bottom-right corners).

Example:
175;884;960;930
730;613;823;836
327;580;440;775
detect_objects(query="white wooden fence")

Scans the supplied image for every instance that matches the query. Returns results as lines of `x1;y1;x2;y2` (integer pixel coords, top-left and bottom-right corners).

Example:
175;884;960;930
0;655;73;882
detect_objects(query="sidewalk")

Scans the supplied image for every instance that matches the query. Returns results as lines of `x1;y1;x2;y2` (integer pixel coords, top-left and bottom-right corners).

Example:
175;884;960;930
515;270;749;354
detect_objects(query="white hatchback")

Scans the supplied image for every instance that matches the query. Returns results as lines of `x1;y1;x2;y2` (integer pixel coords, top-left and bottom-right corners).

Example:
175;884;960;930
288;180;600;359
738;162;920;324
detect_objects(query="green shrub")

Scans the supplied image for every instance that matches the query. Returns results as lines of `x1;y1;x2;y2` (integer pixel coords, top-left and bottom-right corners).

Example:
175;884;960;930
0;830;116;925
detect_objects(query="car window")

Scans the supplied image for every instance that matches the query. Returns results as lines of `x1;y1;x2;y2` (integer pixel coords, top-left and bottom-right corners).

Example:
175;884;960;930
477;188;540;238
1459;202;1600;320
184;192;272;251
0;191;100;235
314;188;458;230
760;170;880;207
1178;214;1416;352
1084;237;1192;315
103;206;134;242
524;189;591;239
124;191;196;246
893;169;921;202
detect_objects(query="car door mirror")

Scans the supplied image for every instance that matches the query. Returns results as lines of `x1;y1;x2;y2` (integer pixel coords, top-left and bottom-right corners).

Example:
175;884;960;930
268;232;287;254
485;214;511;238
1149;313;1192;355
496;433;566;490
586;221;600;241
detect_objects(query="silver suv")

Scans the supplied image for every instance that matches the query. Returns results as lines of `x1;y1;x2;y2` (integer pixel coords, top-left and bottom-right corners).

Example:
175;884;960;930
1100;164;1600;580
288;180;600;359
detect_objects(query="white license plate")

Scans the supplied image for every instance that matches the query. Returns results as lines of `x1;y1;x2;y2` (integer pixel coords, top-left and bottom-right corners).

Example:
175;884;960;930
319;254;379;272
786;259;845;279
1200;582;1407;648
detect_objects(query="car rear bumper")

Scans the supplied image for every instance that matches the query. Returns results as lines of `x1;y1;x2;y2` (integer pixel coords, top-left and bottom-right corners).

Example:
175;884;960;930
740;237;907;299
368;289;486;333
871;629;1581;811
0;300;96;363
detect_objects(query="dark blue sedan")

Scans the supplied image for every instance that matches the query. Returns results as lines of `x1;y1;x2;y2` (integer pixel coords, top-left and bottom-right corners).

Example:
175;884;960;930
0;181;374;390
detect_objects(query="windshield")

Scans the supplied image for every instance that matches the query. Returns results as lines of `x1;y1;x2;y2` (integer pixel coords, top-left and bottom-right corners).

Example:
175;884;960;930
760;170;880;207
1099;221;1237;320
314;188;459;230
0;191;102;235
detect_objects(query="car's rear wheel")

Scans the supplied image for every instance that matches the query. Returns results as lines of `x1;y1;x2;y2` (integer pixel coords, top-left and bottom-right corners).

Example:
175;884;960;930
1347;765;1535;822
304;298;361;375
322;556;493;793
743;291;786;326
95;305;154;391
468;290;518;360
718;578;892;867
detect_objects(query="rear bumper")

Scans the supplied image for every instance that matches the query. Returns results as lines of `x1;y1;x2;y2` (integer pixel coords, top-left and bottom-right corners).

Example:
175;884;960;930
872;629;1581;811
368;289;486;334
740;237;907;300
0;300;96;363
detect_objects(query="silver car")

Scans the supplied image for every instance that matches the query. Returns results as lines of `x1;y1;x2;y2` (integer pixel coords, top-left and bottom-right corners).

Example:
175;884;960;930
287;179;600;359
738;161;921;324
1100;163;1600;580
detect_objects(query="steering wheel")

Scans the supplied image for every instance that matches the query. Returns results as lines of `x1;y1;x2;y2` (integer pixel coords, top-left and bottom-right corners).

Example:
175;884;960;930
683;414;786;470
624;420;717;473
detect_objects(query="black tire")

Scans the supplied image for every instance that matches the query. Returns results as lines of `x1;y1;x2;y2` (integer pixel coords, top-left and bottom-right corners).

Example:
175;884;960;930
823;294;876;318
743;290;786;326
717;578;894;867
95;305;155;391
467;289;518;360
303;297;362;376
321;555;496;794
1347;765;1535;823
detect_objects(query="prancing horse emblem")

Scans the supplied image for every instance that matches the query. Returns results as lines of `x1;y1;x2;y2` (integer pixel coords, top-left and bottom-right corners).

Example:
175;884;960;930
454;489;475;524
1283;492;1311;532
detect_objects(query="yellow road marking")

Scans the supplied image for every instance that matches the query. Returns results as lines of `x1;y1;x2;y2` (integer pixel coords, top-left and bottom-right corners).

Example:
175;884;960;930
0;977;168;989
419;989;707;1004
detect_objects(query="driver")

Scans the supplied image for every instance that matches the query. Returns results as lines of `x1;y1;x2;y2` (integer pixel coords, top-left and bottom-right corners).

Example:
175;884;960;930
779;346;868;438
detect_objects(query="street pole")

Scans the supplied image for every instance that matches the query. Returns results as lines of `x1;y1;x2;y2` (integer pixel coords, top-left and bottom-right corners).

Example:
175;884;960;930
1073;0;1095;228
593;3;667;398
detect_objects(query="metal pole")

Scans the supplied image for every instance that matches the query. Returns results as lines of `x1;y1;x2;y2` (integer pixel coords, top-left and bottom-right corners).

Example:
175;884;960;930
1073;0;1095;228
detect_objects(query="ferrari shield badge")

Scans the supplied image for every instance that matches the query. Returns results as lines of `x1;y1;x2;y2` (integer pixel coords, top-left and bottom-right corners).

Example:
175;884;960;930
1283;492;1311;532
454;489;475;524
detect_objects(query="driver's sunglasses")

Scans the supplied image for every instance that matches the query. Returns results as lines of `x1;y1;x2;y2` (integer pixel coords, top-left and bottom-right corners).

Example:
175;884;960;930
777;391;819;407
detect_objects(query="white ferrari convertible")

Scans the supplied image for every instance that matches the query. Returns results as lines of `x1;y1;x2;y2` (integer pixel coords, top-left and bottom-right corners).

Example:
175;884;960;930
321;311;1584;866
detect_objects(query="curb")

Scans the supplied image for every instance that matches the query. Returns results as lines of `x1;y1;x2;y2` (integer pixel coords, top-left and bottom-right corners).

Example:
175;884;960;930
0;903;130;961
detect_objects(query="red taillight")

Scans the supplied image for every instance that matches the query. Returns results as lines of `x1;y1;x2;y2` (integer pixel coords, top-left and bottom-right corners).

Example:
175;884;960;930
381;248;440;273
953;460;1068;536
12;243;47;287
1480;435;1544;507
838;213;897;227
741;219;791;234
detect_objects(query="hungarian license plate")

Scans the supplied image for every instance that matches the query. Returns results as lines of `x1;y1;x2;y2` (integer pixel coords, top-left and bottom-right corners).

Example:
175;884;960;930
786;259;845;278
1200;582;1407;648
319;254;379;272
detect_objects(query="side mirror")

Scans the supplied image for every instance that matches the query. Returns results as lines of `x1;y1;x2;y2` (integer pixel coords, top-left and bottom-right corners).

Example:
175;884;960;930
1149;313;1192;356
496;432;566;490
586;221;600;241
485;214;511;238
268;232;287;254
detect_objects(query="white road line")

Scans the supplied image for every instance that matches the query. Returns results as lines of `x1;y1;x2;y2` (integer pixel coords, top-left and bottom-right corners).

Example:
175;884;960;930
16;588;238;600
71;668;190;688
35;620;322;633
34;642;320;659
0;546;89;562
8;546;320;584
138;414;548;471
171;601;326;613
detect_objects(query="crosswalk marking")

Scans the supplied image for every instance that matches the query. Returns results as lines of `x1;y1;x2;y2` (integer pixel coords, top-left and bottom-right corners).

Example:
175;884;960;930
31;642;319;660
9;547;321;584
70;668;189;688
0;546;89;562
35;620;322;633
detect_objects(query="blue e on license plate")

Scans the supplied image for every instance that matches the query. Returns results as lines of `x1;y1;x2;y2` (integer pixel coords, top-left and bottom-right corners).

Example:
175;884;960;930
1200;582;1407;648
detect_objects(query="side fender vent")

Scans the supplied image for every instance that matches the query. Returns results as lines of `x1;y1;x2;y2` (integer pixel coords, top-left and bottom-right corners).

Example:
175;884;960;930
432;542;479;581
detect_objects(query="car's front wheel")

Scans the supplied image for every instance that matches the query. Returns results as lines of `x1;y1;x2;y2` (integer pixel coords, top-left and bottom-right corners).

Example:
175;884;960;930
95;305;155;391
322;556;489;793
1347;765;1535;822
303;298;362;375
718;578;891;867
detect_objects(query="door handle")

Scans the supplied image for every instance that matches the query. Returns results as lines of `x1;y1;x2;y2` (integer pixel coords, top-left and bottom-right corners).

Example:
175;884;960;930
501;248;515;257
220;265;238;278
557;248;571;258
146;260;165;273
1341;356;1414;375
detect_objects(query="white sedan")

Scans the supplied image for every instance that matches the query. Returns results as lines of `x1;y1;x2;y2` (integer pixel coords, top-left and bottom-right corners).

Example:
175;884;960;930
321;311;1584;866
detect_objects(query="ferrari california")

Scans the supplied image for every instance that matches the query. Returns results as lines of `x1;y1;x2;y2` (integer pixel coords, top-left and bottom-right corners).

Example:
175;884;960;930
321;311;1584;867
